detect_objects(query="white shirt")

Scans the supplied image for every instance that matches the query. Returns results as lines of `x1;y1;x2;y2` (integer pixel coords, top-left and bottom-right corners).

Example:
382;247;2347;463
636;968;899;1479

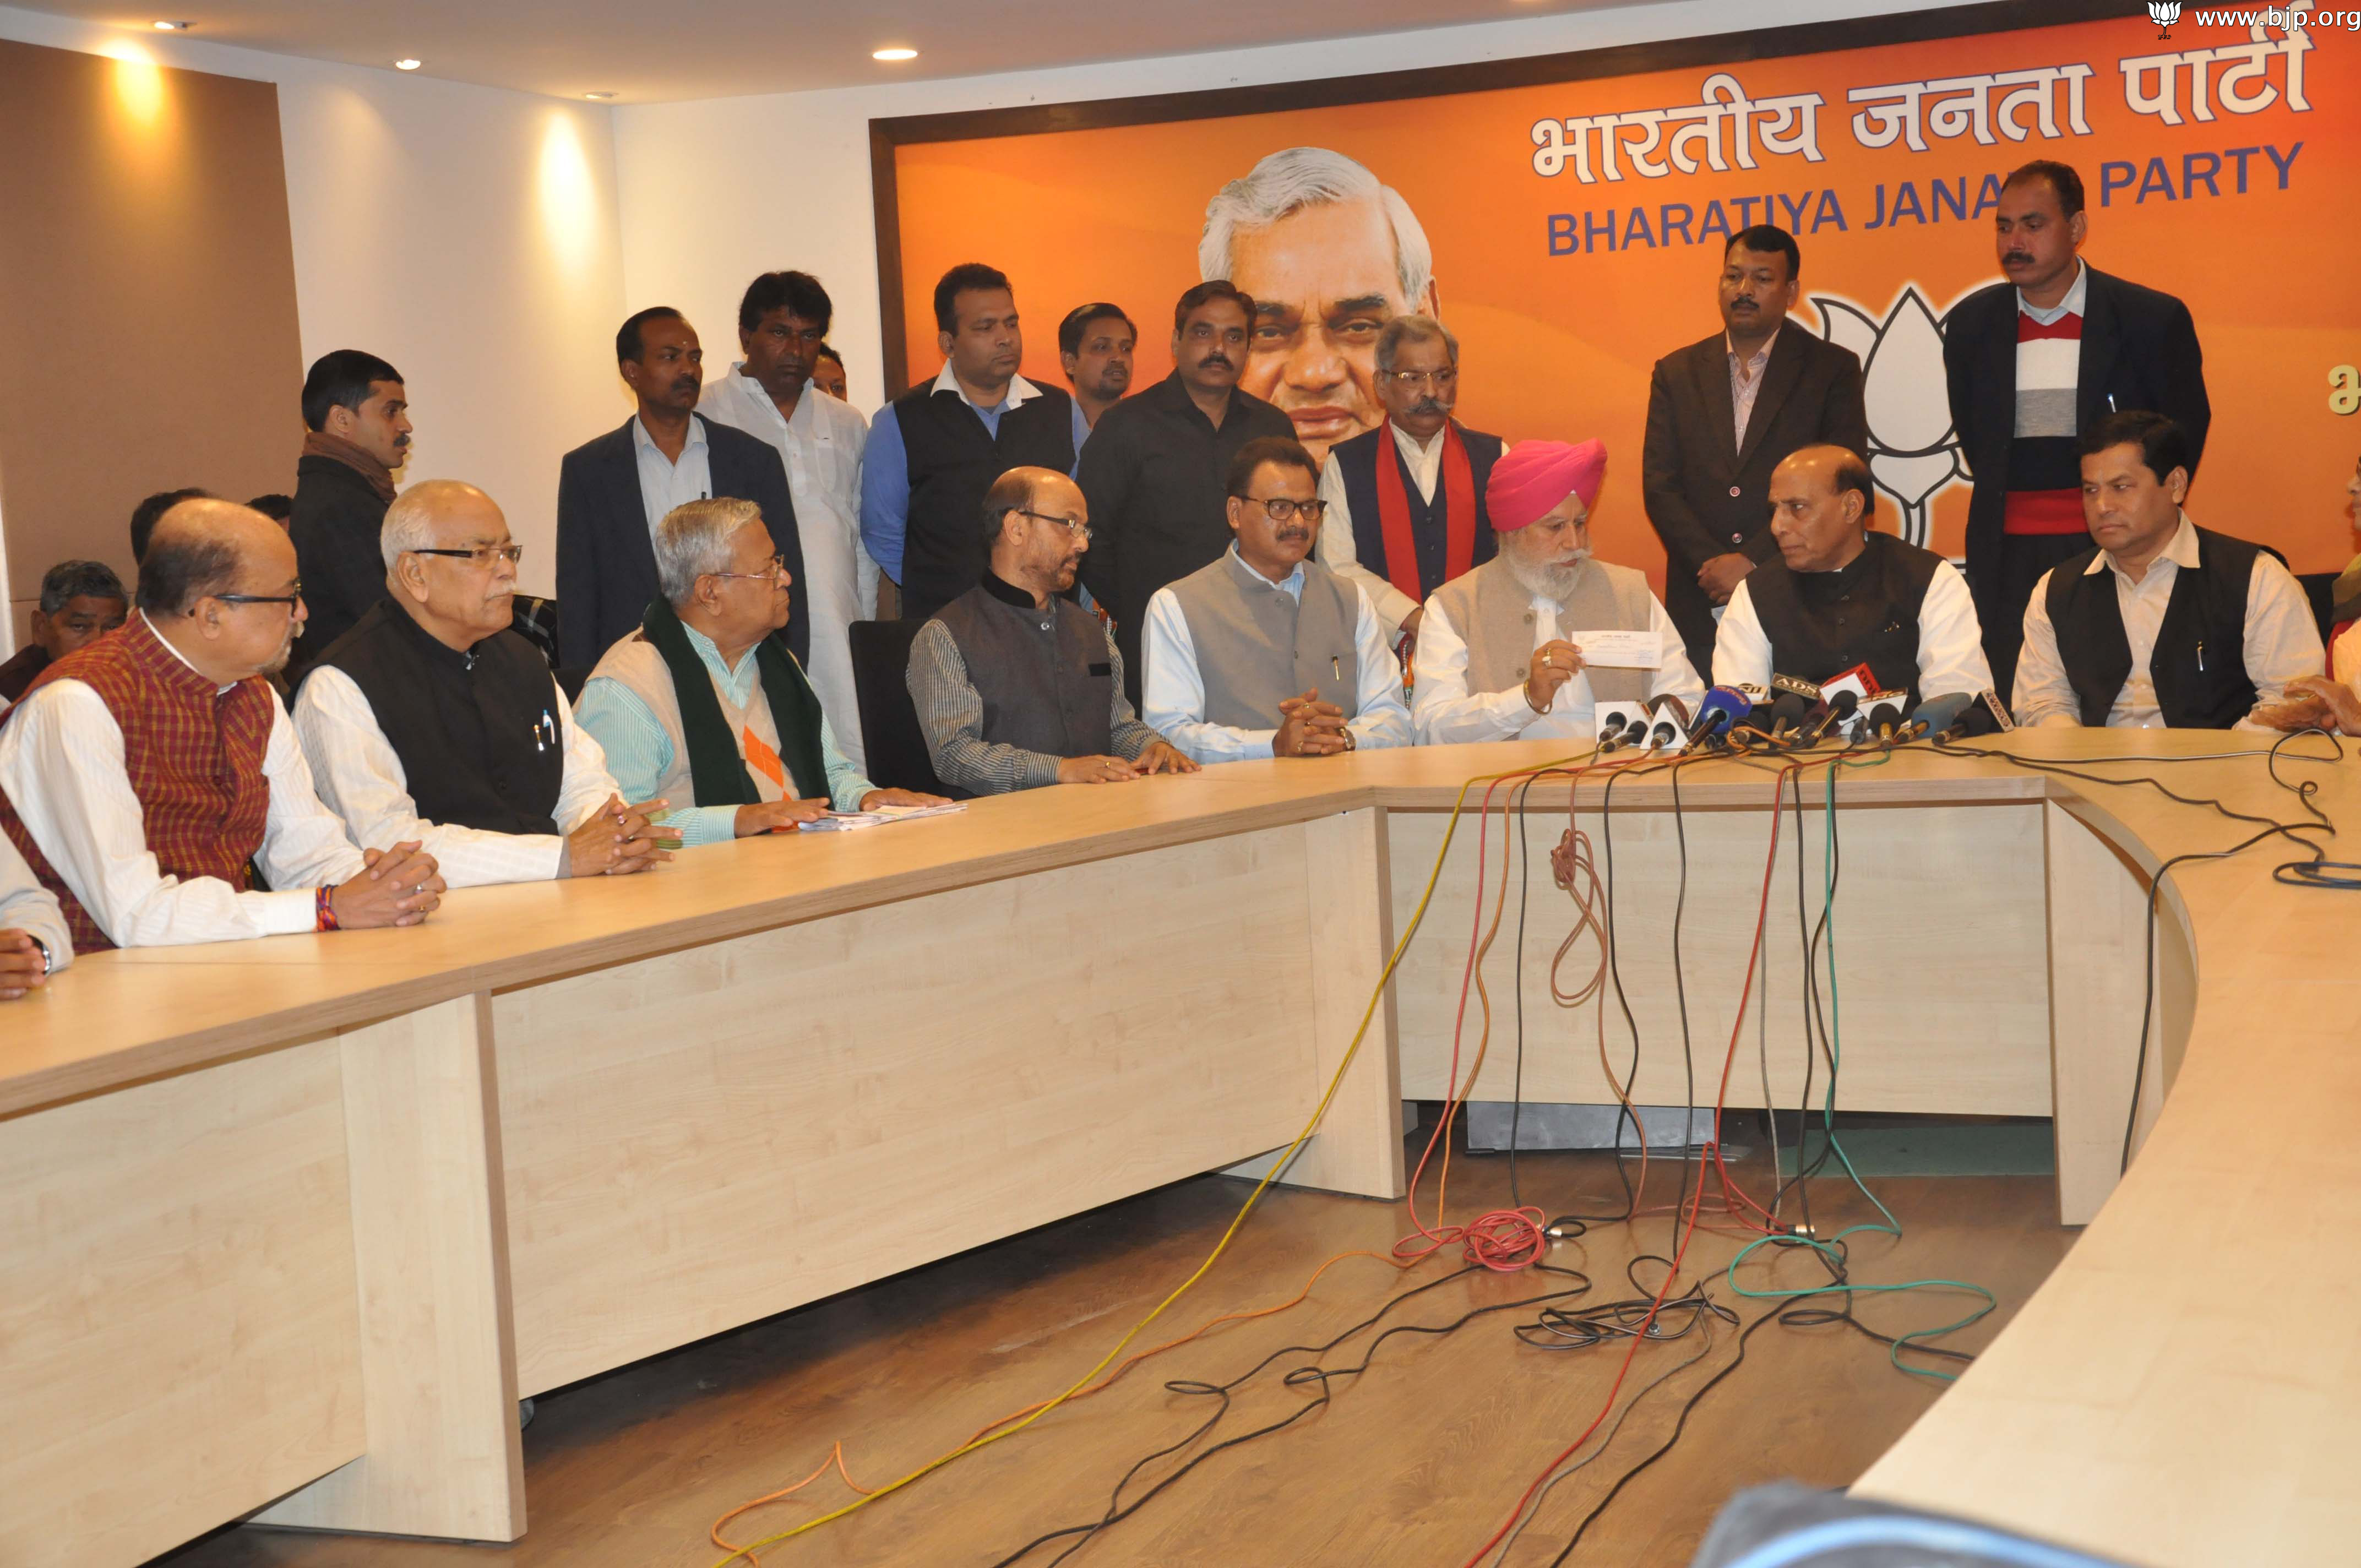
1314;421;1449;642
292;663;622;887
2012;511;2321;728
0;617;366;945
2017;258;2090;326
1141;550;1413;763
700;365;879;770
1712;552;1993;699
630;412;714;538
1412;577;1704;744
0;825;72;973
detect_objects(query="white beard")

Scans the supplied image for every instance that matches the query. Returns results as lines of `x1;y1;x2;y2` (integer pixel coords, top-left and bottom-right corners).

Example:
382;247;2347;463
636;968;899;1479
1505;548;1591;603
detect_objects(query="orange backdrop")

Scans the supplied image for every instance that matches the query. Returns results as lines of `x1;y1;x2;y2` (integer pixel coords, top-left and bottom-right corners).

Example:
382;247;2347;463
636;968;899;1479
889;11;2358;590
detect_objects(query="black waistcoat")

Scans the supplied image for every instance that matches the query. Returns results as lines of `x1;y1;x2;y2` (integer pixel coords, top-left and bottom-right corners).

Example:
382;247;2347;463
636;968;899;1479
931;579;1112;760
893;383;1076;619
1332;423;1504;601
1744;533;1943;704
316;598;565;835
2044;525;2261;729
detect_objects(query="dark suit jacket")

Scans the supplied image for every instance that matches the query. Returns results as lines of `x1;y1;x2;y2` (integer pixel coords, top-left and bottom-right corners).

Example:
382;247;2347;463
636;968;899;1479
1943;263;2209;621
1641;325;1868;665
555;413;805;671
287;453;391;686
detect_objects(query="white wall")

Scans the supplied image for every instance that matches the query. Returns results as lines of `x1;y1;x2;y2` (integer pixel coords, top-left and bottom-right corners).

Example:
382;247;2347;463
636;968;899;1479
0;6;629;596
612;0;1960;415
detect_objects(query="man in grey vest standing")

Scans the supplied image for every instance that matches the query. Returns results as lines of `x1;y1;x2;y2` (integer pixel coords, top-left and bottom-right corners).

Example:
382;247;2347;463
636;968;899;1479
909;468;1196;794
1413;439;1701;745
1141;437;1411;763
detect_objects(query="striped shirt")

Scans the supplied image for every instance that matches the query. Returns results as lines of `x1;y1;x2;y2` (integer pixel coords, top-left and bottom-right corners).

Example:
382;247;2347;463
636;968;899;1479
2005;262;2088;536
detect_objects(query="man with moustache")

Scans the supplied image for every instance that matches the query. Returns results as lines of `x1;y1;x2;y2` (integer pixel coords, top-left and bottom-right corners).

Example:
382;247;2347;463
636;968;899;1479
1200;146;1439;466
0;499;446;950
1141;435;1410;763
1642;225;1869;677
1058;302;1136;448
294;480;676;887
1944;160;2211;696
861;263;1077;620
1314;314;1503;651
1714;445;1992;706
909;467;1195;794
1078;281;1293;706
289;349;412;682
699;270;880;769
557;307;805;672
1413;439;1700;745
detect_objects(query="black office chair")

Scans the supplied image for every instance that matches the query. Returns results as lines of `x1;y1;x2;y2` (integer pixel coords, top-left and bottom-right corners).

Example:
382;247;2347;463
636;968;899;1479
848;619;964;798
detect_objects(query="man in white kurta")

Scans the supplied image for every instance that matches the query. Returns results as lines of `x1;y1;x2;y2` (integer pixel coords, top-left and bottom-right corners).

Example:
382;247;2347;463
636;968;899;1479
700;270;879;769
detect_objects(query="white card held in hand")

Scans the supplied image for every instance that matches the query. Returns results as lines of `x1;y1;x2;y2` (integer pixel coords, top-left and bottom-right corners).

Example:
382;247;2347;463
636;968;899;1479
1564;629;1663;669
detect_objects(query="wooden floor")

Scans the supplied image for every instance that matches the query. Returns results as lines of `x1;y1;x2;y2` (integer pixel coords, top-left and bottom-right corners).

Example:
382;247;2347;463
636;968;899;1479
156;1116;2076;1568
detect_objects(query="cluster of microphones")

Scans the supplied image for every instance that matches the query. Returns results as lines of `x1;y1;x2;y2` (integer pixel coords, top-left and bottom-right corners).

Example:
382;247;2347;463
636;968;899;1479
1594;665;2015;756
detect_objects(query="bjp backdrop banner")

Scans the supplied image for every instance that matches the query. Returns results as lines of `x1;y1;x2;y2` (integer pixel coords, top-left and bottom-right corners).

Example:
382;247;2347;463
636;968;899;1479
874;0;2358;585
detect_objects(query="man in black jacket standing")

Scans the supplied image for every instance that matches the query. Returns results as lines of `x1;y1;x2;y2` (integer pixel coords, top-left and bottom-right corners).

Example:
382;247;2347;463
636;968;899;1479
1078;281;1293;706
1641;226;1869;677
557;308;805;671
289;349;410;683
1943;160;2210;698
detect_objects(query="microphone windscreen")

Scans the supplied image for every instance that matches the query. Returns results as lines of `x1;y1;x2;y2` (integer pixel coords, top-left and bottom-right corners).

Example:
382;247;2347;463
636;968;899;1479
1825;689;1860;718
1956;693;2006;737
1767;693;1810;732
1695;685;1752;742
1865;700;1903;733
1908;692;1974;737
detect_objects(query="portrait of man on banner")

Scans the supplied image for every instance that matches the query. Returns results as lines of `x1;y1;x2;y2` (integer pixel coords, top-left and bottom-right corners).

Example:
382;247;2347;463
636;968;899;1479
1199;146;1441;465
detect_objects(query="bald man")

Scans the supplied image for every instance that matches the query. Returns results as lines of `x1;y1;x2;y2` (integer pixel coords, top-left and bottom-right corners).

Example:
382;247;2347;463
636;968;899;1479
293;480;677;887
0;499;445;949
909;466;1195;793
1712;445;1992;705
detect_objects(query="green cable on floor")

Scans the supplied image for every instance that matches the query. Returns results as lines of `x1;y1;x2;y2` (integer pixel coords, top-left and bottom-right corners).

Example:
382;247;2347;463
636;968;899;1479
1723;749;1997;1385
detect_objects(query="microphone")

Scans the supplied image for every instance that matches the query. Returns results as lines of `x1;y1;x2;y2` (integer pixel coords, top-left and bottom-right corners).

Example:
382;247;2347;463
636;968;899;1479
1955;690;2015;738
1770;673;1823;708
1799;688;1859;745
1860;690;1908;741
1818;663;1878;712
1765;691;1812;744
1903;692;1974;740
1647;709;1692;754
1691;685;1754;747
1595;701;1645;751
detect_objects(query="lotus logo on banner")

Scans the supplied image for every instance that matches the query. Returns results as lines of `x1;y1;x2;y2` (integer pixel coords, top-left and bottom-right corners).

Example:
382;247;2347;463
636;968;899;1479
1811;286;1967;550
2148;0;2182;36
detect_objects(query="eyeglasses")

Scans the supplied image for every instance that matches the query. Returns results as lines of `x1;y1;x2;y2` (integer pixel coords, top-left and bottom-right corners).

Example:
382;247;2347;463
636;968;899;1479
1015;508;1092;542
1245;496;1328;524
1381;368;1458;390
211;586;303;610
409;544;526;566
709;554;790;582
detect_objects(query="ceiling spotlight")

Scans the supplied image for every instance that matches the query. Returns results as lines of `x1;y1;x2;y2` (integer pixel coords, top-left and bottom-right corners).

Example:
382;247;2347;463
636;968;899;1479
872;46;918;61
153;19;190;29
394;58;422;70
584;91;615;100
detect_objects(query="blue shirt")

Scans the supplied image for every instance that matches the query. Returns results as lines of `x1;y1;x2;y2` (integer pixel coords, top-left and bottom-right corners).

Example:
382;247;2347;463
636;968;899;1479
573;623;875;846
858;364;1044;585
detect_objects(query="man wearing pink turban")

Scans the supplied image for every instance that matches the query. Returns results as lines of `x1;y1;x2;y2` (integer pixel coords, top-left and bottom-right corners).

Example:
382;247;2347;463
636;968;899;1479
1412;438;1702;745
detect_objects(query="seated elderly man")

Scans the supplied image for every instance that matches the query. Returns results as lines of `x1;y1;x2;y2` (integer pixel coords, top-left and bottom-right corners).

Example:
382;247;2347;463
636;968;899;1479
0;829;70;999
293;479;675;886
2015;411;2319;730
0;498;443;950
1413;439;1701;744
575;498;943;840
910;466;1196;793
0;559;128;706
1143;436;1412;762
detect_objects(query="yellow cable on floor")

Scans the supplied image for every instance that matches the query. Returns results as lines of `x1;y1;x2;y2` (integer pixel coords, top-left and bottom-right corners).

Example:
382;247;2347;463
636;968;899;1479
711;751;1598;1564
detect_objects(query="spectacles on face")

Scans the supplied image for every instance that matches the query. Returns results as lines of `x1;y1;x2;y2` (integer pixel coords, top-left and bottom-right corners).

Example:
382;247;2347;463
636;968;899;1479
1380;368;1458;390
709;554;790;583
1245;496;1328;524
1015;508;1092;542
210;585;304;612
409;544;525;566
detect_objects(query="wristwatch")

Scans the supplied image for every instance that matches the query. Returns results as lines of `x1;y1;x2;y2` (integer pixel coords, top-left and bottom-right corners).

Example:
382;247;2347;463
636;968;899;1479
28;934;51;976
1342;728;1357;752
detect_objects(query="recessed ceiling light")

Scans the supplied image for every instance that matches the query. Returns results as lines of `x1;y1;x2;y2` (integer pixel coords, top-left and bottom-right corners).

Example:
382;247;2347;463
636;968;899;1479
153;19;189;29
872;46;918;62
394;58;422;70
584;91;615;100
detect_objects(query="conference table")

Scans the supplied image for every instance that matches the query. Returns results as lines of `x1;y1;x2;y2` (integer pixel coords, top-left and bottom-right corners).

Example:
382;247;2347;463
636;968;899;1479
3;729;2347;1567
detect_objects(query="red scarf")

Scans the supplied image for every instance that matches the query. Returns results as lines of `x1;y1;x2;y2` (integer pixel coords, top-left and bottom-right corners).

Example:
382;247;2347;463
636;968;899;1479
1375;421;1476;608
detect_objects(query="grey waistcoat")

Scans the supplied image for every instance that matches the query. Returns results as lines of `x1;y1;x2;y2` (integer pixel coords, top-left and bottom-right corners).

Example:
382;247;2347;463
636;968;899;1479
1166;551;1362;728
1428;553;1656;704
932;585;1114;758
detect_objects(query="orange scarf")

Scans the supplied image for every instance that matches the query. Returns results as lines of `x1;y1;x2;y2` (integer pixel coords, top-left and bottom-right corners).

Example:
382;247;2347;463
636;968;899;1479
1374;421;1475;607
